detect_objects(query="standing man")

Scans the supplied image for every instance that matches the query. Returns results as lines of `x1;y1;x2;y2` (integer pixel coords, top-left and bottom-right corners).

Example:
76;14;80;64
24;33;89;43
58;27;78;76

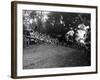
65;28;75;42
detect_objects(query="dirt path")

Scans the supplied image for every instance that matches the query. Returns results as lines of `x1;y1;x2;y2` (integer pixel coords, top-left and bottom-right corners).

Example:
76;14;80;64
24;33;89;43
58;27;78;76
23;43;90;69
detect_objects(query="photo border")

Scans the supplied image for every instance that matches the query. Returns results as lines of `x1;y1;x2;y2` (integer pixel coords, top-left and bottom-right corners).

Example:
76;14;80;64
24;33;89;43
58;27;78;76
11;1;98;78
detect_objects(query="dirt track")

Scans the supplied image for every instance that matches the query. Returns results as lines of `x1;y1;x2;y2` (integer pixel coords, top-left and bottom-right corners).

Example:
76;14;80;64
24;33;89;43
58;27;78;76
23;43;90;69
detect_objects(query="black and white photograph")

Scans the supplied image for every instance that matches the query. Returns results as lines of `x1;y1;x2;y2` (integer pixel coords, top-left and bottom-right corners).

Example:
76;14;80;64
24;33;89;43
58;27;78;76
23;10;91;69
11;1;97;78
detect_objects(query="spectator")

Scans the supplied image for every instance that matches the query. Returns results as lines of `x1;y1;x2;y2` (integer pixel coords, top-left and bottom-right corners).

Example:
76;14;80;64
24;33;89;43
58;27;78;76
65;28;74;42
